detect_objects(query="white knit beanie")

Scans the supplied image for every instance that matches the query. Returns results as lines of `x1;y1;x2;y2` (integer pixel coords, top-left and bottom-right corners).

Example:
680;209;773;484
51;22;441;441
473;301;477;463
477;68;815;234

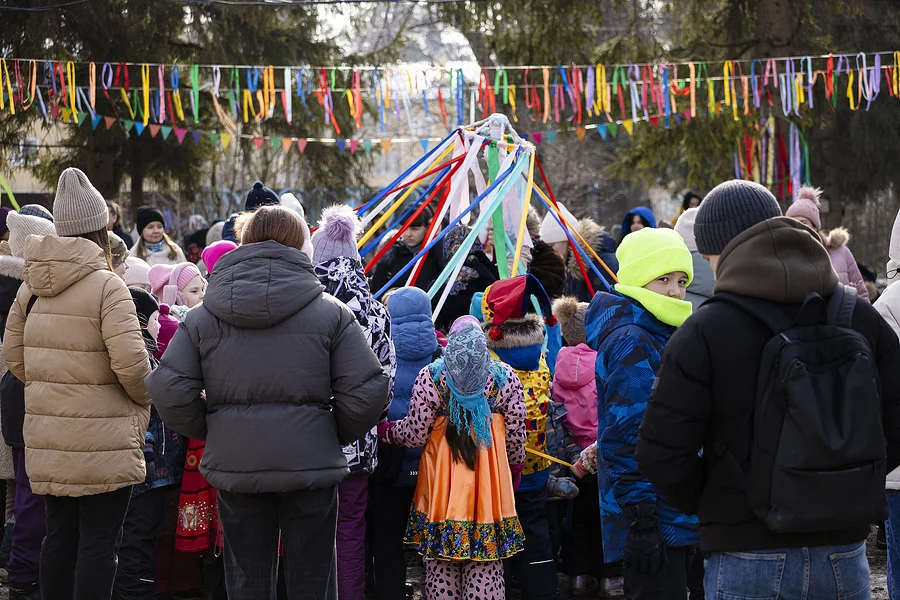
124;256;152;289
52;167;109;236
7;211;56;258
673;207;699;252
539;203;579;244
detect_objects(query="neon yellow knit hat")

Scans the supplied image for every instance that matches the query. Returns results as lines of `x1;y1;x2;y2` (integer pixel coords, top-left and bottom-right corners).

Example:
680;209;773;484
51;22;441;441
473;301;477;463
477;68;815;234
616;228;694;287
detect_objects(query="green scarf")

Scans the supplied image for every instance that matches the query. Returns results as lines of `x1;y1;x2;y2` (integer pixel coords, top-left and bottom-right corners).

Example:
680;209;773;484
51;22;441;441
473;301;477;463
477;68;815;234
615;284;692;327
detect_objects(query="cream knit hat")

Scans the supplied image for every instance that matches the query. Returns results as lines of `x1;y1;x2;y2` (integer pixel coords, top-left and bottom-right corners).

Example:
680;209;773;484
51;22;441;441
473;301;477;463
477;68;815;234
53;167;109;236
7;211;56;258
124;256;152;289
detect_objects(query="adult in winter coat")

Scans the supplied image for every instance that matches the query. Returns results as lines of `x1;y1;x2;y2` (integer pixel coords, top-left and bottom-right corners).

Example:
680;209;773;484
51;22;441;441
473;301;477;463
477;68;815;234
584;228;699;597
619;206;656;244
130;207;186;268
4;168;152;598
147;205;389;599
673;207;715;310
0;210;55;600
785;185;869;300
372;287;439;600
369;205;444;294
311;204;396;600
565;218;619;302
637;181;900;598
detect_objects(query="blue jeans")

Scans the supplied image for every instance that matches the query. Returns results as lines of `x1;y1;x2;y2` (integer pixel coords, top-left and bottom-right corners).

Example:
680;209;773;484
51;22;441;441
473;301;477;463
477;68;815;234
887;490;900;599
704;542;870;600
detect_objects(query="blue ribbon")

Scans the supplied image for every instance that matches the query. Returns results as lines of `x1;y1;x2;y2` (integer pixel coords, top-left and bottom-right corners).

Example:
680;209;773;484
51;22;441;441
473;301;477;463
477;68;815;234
298;68;314;121
246;67;259;93
662;66;671;128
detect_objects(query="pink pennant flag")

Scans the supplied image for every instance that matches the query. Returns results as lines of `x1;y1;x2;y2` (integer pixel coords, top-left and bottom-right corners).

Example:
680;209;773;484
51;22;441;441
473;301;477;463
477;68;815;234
349;139;359;155
682;109;692;122
103;116;116;130
253;136;264;151
296;139;308;154
174;128;189;145
148;124;161;138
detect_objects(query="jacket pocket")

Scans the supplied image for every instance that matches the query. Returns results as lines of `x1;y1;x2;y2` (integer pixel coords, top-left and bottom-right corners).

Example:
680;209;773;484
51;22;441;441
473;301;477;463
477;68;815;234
708;551;785;600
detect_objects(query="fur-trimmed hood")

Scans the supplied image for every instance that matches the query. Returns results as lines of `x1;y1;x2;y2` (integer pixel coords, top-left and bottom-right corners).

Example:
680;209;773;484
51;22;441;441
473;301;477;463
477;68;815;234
0;255;25;282
823;227;850;250
566;218;617;280
483;313;545;350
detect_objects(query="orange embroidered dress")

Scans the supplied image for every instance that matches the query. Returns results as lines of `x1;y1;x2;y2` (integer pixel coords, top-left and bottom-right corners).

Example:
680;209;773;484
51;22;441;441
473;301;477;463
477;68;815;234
384;360;527;561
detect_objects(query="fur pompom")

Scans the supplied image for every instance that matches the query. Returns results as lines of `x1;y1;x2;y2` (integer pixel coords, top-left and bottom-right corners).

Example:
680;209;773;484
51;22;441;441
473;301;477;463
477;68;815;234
489;326;505;342
552;296;579;327
796;186;822;207
318;204;359;243
544;314;558;328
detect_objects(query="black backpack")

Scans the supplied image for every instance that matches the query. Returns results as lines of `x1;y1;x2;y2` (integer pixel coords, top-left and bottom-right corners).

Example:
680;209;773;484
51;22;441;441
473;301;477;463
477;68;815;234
709;285;887;533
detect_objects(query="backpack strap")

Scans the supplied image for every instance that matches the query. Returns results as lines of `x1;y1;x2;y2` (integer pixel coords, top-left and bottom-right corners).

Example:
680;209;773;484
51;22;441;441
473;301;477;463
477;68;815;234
24;295;37;317
826;285;857;328
704;292;793;334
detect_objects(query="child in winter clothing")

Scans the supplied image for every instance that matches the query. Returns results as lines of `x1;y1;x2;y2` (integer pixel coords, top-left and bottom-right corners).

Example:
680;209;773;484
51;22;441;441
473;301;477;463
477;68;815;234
552;297;621;596
124;256;152;292
673;208;715;310
379;316;527;600
480;274;559;600
619;207;656;244
200;240;238;275
0;211;55;600
786;186;869;300
312;204;396;600
130;207;186;267
114;288;186;600
584;227;699;599
147;262;206;320
371;287;441;599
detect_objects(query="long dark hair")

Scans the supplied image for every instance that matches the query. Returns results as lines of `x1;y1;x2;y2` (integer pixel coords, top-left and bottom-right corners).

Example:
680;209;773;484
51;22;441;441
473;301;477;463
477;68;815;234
446;414;479;470
75;229;114;271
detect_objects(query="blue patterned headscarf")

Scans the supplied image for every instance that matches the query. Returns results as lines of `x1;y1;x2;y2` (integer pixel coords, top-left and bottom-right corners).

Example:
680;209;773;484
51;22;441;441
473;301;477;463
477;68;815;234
444;316;493;448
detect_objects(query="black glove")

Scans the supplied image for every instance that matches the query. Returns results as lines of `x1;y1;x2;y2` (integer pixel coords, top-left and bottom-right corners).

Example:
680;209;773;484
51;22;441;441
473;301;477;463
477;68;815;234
623;503;667;575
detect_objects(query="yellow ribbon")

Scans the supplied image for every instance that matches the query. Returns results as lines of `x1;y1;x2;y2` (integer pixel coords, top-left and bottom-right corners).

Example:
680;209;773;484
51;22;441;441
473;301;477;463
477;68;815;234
511;152;536;276
542;67;551;123
894;52;900;97
0;59;14;115
89;62;96;109
21;60;36;110
526;447;573;469
847;69;856;110
509;84;518;122
173;89;185;122
263;65;275;118
688;62;696;117
66;61;77;123
141;64;150;126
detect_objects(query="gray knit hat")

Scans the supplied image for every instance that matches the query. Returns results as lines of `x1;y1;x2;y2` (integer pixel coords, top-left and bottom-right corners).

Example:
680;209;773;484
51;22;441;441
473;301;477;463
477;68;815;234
53;167;109;236
694;180;782;256
312;204;360;264
552;296;588;346
7;211;56;258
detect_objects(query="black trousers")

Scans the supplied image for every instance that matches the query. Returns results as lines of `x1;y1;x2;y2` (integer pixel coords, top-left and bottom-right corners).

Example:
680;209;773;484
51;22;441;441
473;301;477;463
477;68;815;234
41;486;133;600
561;475;621;579
624;546;701;600
217;486;338;600
114;486;168;600
369;483;415;600
507;485;557;600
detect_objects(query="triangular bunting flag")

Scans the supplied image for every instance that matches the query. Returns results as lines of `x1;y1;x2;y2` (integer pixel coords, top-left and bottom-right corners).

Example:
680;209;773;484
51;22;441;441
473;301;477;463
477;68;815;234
191;131;202;146
598;124;608;140
521;134;530;142
419;139;429;153
77;112;88;127
545;131;557;144
363;140;372;154
674;113;682;127
103;116;116;130
148;124;160;138
134;122;146;136
174;127;188;145
252;136;264;150
683;110;692;122
575;127;586;142
282;138;293;154
532;132;543;145
622;120;634;136
296;139;308;154
61;108;73;122
335;140;346;153
160;126;173;141
648;116;659;128
122;120;135;132
91;114;102;130
349;140;359;155
221;134;232;149
50;105;61;120
608;122;618;138
208;133;220;147
380;140;392;154
271;137;282;152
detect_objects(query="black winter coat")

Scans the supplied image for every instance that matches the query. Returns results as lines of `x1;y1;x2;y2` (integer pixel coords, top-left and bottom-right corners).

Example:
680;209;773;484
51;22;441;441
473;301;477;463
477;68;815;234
147;240;390;494
0;254;25;448
370;241;444;296
636;218;900;552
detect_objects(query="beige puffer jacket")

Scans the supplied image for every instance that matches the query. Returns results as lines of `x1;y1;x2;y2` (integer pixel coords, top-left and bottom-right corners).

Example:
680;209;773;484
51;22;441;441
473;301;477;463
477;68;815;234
3;235;152;497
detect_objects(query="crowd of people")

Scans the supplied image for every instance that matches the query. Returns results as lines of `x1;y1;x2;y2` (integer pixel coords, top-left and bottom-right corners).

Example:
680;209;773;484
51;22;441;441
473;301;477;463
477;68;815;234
0;169;895;600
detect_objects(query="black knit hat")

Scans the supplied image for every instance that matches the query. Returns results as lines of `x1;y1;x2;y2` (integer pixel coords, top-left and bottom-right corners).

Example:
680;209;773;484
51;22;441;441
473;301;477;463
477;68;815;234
136;207;165;235
245;181;280;212
694;180;782;256
129;286;160;351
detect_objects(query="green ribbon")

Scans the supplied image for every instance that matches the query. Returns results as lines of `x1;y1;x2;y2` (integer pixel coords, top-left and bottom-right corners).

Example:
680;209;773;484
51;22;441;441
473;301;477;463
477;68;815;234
487;144;508;279
0;173;19;210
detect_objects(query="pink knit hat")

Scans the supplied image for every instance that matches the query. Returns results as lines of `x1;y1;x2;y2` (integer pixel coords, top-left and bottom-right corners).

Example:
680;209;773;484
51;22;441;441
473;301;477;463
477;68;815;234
201;240;238;274
148;262;203;306
785;186;822;231
154;304;180;359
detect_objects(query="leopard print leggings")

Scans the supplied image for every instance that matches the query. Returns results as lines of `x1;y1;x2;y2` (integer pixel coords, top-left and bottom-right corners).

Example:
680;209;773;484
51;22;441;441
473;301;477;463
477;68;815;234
424;559;505;599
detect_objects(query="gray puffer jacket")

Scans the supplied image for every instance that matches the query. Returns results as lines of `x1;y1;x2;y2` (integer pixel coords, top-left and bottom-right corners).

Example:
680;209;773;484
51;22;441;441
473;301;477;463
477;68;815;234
685;250;714;311
146;240;389;493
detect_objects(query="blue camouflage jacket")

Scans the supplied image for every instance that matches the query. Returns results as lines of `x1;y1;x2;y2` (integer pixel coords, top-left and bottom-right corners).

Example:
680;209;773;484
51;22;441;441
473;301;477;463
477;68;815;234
585;291;699;563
